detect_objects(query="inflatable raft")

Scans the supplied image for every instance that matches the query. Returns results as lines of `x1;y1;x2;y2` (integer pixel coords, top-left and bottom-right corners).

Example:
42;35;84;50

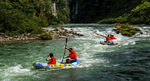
33;61;80;69
100;40;118;45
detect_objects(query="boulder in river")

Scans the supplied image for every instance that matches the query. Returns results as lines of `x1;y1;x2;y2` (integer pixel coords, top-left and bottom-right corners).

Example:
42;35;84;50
113;24;141;37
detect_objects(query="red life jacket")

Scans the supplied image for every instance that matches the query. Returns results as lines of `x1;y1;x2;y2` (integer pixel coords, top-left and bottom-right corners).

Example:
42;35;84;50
116;24;118;28
69;50;77;59
110;36;116;40
129;24;131;27
48;57;56;64
106;37;111;41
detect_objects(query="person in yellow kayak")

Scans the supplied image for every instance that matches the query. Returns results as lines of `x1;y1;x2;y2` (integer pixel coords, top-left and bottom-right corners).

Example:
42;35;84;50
64;48;77;63
110;35;116;40
46;53;56;65
106;35;111;43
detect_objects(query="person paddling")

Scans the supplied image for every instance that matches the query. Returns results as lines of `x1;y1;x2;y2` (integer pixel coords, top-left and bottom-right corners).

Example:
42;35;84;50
64;48;77;63
106;35;111;43
110;35;116;40
46;53;56;65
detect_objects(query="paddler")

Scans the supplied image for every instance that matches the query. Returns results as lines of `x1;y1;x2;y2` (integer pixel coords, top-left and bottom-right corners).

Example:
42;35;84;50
110;35;116;40
106;35;111;43
46;53;56;65
64;48;77;63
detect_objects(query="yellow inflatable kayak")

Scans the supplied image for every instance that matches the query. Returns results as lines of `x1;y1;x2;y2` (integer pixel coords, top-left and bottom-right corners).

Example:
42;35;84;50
33;62;80;69
100;40;118;45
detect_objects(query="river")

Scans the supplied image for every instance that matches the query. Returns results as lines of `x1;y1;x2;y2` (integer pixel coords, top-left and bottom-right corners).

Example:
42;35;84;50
0;24;150;81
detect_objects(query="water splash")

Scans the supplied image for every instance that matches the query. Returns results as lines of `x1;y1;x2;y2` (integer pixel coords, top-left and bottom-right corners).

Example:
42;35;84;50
0;65;32;81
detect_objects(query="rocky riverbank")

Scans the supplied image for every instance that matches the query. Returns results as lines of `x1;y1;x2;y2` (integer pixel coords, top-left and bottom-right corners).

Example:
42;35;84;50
0;27;84;42
45;27;84;39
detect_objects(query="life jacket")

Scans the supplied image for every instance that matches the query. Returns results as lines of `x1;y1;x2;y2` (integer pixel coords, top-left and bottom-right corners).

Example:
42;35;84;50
48;57;56;64
69;50;77;59
106;37;111;41
129;24;131;27
110;36;116;40
116;24;118;28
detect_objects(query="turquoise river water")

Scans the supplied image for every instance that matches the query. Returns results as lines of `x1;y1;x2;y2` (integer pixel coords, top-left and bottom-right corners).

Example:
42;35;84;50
0;24;150;81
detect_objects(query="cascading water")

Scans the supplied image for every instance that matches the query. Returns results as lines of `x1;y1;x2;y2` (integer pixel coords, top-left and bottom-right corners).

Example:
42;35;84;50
0;24;150;81
52;2;57;17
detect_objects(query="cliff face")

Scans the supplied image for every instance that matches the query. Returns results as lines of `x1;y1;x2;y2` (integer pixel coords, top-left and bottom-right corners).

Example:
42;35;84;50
98;1;150;24
70;0;141;23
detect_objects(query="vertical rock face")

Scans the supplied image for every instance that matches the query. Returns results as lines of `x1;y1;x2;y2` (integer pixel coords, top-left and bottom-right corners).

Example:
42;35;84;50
69;0;78;23
69;0;141;23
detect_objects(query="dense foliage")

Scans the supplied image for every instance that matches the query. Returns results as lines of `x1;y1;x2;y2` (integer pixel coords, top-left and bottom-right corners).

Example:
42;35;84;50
0;0;70;35
71;0;141;23
97;1;150;24
40;32;53;40
0;0;150;36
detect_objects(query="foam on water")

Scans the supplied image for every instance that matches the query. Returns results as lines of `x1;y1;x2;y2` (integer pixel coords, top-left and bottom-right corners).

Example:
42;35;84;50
0;65;32;81
68;26;139;68
40;25;140;69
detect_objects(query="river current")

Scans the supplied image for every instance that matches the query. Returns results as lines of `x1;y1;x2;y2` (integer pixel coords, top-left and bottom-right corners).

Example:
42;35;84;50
0;24;150;81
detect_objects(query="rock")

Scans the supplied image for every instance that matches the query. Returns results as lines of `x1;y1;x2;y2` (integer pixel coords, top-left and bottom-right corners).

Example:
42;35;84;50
4;35;8;38
0;33;4;35
54;27;64;32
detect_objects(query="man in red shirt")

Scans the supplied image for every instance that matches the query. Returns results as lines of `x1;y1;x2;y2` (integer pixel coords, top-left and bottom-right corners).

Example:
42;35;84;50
64;48;77;63
110;35;116;40
106;35;111;42
46;53;56;65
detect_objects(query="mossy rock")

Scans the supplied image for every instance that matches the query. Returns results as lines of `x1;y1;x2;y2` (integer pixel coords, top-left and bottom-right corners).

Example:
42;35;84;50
130;30;137;35
121;31;132;37
114;24;141;37
120;24;129;28
40;33;53;40
134;28;141;31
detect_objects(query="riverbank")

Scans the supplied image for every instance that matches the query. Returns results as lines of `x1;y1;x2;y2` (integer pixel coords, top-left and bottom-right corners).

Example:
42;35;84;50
0;27;83;43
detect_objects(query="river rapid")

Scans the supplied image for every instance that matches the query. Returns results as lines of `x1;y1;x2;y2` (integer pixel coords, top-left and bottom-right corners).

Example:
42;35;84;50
0;24;150;81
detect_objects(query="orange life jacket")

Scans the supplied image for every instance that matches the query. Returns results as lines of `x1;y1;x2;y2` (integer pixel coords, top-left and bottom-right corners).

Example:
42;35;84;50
48;57;56;64
106;37;111;41
69;50;77;59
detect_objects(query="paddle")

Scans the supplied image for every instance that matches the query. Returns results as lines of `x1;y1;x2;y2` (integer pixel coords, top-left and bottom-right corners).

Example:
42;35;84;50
46;54;49;61
61;38;68;63
94;32;106;38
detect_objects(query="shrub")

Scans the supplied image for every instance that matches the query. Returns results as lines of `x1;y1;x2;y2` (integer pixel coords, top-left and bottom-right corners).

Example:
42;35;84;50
121;31;132;37
130;30;137;35
40;32;53;40
120;24;130;28
113;24;141;37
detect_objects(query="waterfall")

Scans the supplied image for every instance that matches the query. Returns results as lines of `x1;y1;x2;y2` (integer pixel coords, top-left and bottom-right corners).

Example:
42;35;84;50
70;0;78;23
75;0;78;15
52;2;57;17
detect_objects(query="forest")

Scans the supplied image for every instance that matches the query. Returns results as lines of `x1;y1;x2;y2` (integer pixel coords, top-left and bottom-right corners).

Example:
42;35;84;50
0;0;150;35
